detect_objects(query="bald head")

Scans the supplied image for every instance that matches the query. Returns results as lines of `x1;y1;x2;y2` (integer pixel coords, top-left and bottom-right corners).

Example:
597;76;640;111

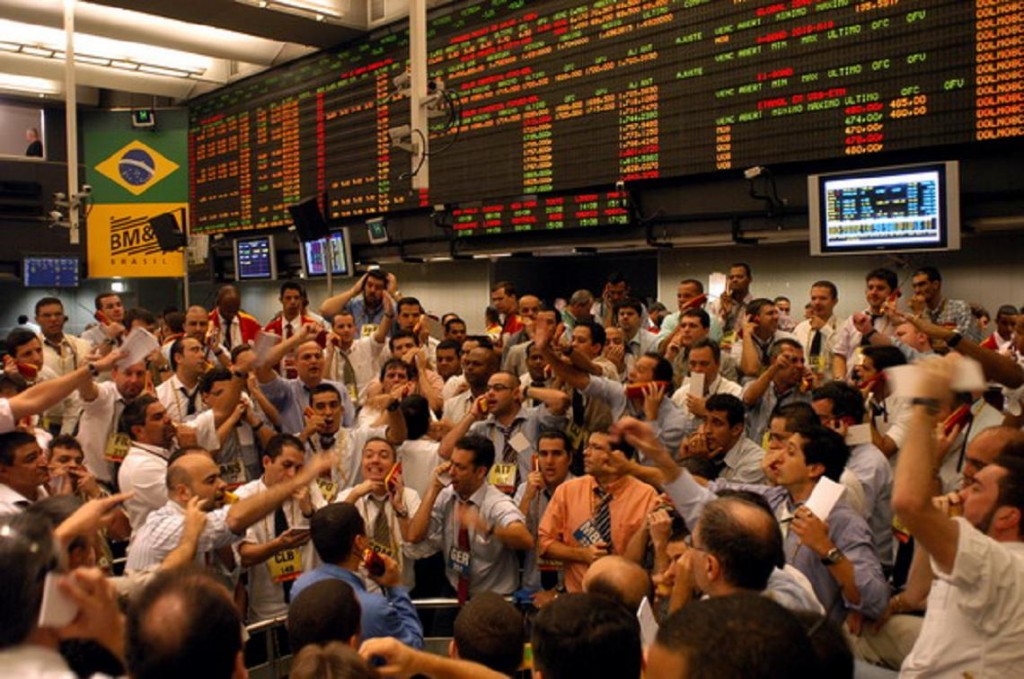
696;496;784;594
582;555;651;611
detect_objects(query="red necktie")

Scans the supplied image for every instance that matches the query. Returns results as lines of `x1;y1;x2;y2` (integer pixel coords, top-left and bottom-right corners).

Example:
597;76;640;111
457;517;471;604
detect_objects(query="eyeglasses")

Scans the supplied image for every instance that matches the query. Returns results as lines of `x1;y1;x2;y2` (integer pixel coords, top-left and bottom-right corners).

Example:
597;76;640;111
486;384;513;393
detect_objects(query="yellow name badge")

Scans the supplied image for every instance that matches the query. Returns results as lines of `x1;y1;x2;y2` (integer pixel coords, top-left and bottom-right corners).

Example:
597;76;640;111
219;458;246;487
104;433;131;463
489;463;517;494
361;324;378;338
267;548;303;584
316;477;338;503
347;383;359;403
370;540;396;561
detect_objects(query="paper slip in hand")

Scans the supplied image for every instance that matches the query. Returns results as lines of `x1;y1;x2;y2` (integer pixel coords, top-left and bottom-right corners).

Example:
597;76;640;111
116;328;160;369
637;596;660;649
688;372;705;397
845;423;872;446
950;357;986;393
888;357;986;399
708;272;727;299
253;331;281;368
804;476;845;521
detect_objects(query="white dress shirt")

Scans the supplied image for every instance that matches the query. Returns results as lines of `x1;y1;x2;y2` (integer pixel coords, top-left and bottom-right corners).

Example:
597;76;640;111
77;382;125;483
118;442;171;534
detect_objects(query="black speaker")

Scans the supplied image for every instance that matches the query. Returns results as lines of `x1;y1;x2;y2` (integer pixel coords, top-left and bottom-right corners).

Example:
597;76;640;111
149;212;187;252
289;197;329;243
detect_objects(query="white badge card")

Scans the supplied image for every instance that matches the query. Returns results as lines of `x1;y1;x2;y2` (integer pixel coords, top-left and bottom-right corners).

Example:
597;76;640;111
805;476;846;521
573;519;603;547
509;432;531;453
688;372;705;397
845;423;872;446
708;272;727;300
448;546;471;576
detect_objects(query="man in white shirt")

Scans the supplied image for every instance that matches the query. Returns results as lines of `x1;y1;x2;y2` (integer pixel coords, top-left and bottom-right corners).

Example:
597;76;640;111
792;280;843;380
81;292;126;348
735;298;798;378
156;336;208;422
118;394;177;533
832;268;901;381
442;347;498;424
0;431;49;514
76;358;148;484
326;307;390;406
894;356;1024;677
35;297;91;435
236;433;326;622
671;338;742;436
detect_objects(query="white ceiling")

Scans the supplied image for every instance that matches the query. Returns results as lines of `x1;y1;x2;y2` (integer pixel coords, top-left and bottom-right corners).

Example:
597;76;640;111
0;0;385;102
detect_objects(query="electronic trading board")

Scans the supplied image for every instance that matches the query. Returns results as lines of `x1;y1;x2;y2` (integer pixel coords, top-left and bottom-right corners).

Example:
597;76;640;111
189;0;1022;236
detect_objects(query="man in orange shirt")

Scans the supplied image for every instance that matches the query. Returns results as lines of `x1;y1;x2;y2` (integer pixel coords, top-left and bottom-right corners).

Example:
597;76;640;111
538;431;660;592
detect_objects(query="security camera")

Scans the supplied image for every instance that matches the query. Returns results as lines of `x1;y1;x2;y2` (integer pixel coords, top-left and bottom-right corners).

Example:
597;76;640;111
615;180;626;193
49;210;64;221
53;192;66;201
392;71;411;93
744;166;765;180
80;184;92;194
388;124;414;153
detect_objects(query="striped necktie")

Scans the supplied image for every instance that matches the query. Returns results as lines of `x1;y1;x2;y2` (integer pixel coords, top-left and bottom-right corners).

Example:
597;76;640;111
593;486;613;550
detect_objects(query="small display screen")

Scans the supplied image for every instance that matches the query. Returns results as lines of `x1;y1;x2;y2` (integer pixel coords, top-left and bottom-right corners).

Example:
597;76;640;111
24;257;80;288
235;237;275;280
304;231;350;277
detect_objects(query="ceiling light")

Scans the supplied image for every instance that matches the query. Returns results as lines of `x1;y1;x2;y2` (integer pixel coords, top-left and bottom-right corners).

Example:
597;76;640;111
0;73;61;95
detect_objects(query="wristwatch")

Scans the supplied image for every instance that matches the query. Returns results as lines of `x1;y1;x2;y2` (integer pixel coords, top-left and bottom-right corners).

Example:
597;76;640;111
946;330;963;348
821;547;845;565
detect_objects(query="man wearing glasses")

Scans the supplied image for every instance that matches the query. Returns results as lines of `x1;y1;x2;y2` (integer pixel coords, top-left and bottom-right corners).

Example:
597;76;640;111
35;297;91;435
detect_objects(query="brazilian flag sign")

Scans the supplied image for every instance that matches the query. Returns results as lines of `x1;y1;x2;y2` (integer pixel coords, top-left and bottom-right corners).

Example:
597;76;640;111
83;110;188;278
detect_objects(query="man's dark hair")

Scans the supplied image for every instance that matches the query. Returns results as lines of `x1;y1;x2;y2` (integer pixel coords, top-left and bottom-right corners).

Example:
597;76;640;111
264;433;304;462
705;393;745;428
23;495;88;555
455;433;495;471
730;262;752;278
606;271;627;286
997;304;1019;319
168;336;190;372
125;307;156;329
310;502;365;565
574;319;606;347
437;338;462;356
288;580;362;652
126;568;243;679
389;329;419;351
773;295;790;305
532;593;641;679
400;394;431;440
379;357;416;382
164;311;185;334
812;381;866;423
443;317;466;334
793;612;854;679
364;268;388;286
680;278;704;292
614;298;644;318
681;307;711;329
34;296;63;315
698;497;783;591
4;327;38;356
861;345;907;372
689;337;721;363
769;338;804;361
310;382;343;402
464;335;494;350
48;433;83;453
771;401;819;432
914;266;942;283
994;450;1024;530
0;511;58;648
810;281;838;300
793;424;850;482
94;292;119;310
197;366;232;395
746;298;775;318
119;394;159;439
537;428;571;451
643;352;675;384
866;267;898;290
655;595;818;678
0;430;37;466
491;280;516;297
279;281;305;298
396;297;422;314
453;592;525;675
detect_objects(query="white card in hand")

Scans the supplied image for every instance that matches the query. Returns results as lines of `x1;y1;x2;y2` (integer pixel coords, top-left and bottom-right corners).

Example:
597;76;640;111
951;357;986;393
636;596;660;649
688;372;705;397
253;331;281;368
708;272;727;299
116;328;160;369
804;476;845;521
845;423;872;446
38;572;78;628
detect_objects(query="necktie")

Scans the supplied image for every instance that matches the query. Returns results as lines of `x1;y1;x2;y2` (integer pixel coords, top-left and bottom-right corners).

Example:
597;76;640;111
320;435;336;451
497;422;518;464
223;323;233;351
339;350;357;391
284;323;297;378
593;487;613;550
457;503;471;604
370;496;392;554
809;329;822;358
180;387;197;416
273;506;294;603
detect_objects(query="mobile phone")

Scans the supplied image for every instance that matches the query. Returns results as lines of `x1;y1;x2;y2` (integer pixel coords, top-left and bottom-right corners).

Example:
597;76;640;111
385;462;402;494
681;293;707;310
943;404;972;436
888;289;902;303
624;381;670;399
38;572;78;628
363;548;386;578
94;310;110;325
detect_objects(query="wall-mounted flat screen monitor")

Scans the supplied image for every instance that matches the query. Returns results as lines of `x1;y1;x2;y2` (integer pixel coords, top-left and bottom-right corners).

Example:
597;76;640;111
24;256;80;287
809;161;960;256
234;236;276;280
302;229;352;278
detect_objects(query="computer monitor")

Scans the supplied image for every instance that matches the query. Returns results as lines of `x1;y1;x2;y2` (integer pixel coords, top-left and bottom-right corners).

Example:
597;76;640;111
808;161;960;256
302;229;353;278
24;256;80;288
233;236;276;280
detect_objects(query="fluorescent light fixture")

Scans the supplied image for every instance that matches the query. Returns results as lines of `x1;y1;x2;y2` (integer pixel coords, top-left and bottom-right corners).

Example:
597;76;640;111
0;19;211;79
235;0;348;24
0;73;61;95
